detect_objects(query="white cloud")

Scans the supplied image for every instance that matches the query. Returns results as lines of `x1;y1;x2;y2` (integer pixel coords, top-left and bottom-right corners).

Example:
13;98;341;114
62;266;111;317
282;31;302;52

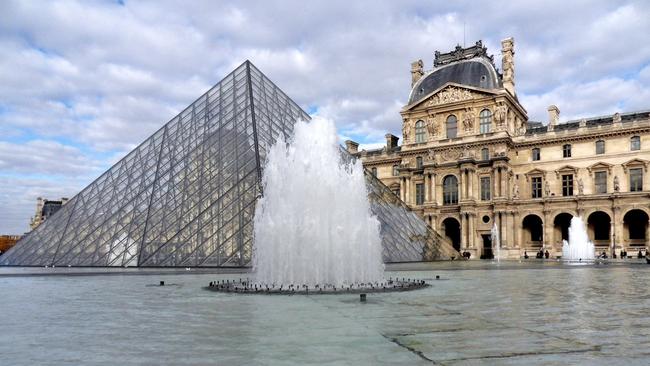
0;0;649;233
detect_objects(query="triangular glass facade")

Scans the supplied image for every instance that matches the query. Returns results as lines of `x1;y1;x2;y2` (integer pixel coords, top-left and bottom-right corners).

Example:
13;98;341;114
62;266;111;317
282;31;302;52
1;61;457;267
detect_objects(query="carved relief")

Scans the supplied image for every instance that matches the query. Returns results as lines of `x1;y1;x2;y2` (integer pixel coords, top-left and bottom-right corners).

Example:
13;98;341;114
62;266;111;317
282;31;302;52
494;102;508;128
426;112;438;137
402;118;411;142
440;149;462;162
426;86;477;106
462;108;475;132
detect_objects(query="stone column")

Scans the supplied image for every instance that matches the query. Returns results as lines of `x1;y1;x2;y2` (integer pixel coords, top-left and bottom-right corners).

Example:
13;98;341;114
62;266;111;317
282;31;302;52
501;212;508;248
460;213;467;250
493;169;499;198
469;169;475;200
431;173;437;205
543;210;551;250
468;214;475;248
514;212;521;249
506;212;514;249
460;171;466;201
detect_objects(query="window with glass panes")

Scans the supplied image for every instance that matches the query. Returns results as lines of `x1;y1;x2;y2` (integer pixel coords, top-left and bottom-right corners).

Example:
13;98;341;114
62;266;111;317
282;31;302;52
479;109;491;133
596;140;605;154
630;168;643;192
563;144;571;158
446;115;457;139
595;171;607;193
562;174;573;196
631;136;641;151
532;148;540;161
481;148;489;160
415;120;426;143
416;183;425;205
531;177;542;198
443;175;458;205
392;165;399;176
480;177;491;201
416;156;423;169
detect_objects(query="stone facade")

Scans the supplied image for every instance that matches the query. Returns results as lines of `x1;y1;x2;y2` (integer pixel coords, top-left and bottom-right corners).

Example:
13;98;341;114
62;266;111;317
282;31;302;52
30;197;68;230
354;38;650;259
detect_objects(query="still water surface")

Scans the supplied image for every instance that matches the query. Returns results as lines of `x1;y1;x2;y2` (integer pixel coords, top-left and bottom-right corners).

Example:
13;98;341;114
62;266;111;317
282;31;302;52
2;261;650;365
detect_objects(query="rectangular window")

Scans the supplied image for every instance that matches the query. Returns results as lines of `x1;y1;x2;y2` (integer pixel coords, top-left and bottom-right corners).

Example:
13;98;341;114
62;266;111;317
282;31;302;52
532;148;540;161
630;168;643;192
371;167;377;177
596;140;605;154
595;171;607;194
531;177;542;198
392;165;399;176
415;183;425;205
563;144;571;158
416;156;423;169
480;177;491;201
631;136;641;151
562;174;573;196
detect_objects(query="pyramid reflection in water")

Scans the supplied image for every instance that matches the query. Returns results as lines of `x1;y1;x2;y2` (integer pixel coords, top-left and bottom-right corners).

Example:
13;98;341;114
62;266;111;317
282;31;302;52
1;61;458;267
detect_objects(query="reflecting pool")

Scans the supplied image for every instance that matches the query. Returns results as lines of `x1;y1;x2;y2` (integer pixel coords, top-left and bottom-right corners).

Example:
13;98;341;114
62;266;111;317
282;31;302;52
2;261;650;365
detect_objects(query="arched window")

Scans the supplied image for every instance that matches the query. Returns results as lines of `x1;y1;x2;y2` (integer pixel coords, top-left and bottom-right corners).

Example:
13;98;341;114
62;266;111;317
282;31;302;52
631;136;641;151
443;175;459;205
481;148;489;160
479;109;492;134
415;120;426;143
446;115;457;139
392;165;399;176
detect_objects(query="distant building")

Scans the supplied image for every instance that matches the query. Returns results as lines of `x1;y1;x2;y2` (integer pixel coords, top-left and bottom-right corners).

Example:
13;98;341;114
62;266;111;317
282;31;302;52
353;38;650;259
30;197;69;230
0;235;22;255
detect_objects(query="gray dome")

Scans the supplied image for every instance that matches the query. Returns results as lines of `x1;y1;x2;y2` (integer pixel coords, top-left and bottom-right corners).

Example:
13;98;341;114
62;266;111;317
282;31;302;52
408;58;500;105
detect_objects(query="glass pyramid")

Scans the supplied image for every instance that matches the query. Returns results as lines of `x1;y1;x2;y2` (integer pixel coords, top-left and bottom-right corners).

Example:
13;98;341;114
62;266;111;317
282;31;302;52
1;61;458;267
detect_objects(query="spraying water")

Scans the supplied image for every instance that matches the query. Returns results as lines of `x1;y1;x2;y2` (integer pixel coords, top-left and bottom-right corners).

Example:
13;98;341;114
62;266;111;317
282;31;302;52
252;118;385;287
562;217;595;260
491;223;501;262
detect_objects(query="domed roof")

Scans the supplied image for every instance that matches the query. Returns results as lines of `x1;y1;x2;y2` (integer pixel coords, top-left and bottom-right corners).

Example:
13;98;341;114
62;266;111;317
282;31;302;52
408;57;501;105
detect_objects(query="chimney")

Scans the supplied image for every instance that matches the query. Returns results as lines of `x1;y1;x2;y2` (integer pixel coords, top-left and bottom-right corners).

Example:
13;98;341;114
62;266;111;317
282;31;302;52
547;105;560;129
411;59;424;88
385;134;399;151
345;140;359;154
501;37;515;96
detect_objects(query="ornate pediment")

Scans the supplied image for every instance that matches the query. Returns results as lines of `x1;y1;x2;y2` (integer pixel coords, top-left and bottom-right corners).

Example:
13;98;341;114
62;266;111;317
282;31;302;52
622;158;649;173
524;168;546;181
554;165;579;179
587;162;613;175
405;83;494;111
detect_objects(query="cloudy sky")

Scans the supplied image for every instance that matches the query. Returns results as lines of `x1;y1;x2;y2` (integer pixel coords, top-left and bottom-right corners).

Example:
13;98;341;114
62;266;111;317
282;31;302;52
1;0;650;234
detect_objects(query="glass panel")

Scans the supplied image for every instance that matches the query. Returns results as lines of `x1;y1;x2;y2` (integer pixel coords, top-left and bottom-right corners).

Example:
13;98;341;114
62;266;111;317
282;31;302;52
446;115;457;139
481;177;491;201
595;171;607;194
630;168;643;192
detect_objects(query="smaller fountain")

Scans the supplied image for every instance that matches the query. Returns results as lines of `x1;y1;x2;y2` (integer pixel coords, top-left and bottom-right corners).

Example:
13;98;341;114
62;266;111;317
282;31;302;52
562;217;595;261
491;223;501;262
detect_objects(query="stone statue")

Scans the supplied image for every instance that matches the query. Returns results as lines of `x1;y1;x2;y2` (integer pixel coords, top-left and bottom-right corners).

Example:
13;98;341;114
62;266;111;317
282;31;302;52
494;103;507;127
426;114;438;136
614;175;620;192
513;182;519;199
402;119;410;142
463;108;475;131
427;148;435;162
578;178;584;195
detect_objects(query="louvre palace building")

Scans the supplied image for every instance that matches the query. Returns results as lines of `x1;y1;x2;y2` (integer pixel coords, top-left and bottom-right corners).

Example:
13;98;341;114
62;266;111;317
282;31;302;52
350;38;650;259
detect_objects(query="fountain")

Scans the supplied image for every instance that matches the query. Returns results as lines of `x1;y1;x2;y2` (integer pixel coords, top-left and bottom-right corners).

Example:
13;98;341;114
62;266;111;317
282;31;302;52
491;223;501;262
562;217;595;261
208;118;426;294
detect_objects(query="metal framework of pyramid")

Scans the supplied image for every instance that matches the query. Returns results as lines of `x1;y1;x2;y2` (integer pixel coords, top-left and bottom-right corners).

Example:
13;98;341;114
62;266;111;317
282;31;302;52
1;61;458;267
